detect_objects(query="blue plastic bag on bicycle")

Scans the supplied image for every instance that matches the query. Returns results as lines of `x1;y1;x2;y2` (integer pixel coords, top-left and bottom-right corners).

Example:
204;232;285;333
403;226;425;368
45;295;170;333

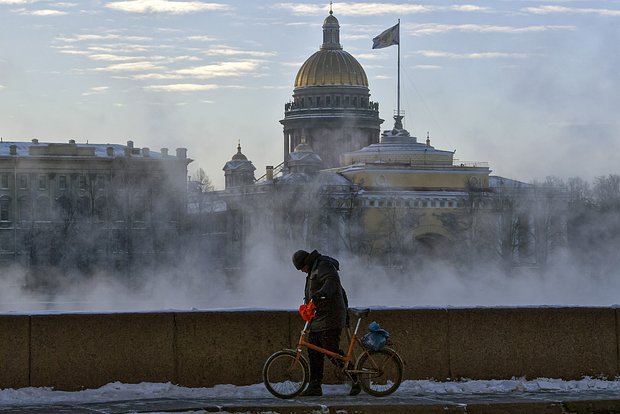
361;321;390;351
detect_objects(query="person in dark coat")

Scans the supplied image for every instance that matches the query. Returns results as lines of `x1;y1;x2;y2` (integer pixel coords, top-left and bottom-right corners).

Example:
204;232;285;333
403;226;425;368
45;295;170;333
292;249;360;397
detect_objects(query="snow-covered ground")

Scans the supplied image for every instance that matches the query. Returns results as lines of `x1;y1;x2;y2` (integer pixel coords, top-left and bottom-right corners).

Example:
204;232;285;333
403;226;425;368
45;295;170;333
1;378;619;406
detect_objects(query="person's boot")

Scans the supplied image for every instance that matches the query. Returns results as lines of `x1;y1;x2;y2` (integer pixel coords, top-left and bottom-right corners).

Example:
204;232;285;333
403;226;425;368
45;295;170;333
349;375;362;395
346;363;361;396
349;380;361;396
301;381;322;396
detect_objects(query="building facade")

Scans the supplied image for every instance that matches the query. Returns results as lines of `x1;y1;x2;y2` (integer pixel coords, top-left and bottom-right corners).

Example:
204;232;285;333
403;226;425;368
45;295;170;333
280;10;383;169
191;10;568;275
0;139;190;283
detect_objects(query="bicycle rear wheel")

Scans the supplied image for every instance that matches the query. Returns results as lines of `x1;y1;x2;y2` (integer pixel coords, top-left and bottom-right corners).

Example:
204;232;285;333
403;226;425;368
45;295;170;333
263;350;309;399
355;347;403;397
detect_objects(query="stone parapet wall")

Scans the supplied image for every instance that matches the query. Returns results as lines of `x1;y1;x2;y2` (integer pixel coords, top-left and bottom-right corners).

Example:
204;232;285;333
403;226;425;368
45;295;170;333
1;307;618;391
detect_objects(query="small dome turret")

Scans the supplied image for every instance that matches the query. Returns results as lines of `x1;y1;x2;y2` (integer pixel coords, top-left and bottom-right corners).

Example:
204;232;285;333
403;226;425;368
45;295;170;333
231;142;247;161
223;142;255;189
287;140;322;175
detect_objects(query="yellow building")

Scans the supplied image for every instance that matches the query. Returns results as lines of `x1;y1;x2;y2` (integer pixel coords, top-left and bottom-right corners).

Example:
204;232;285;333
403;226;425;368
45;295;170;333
194;10;565;272
334;117;491;257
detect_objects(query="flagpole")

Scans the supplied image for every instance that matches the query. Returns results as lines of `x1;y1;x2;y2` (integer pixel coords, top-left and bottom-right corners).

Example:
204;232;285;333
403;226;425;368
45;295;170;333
397;18;400;123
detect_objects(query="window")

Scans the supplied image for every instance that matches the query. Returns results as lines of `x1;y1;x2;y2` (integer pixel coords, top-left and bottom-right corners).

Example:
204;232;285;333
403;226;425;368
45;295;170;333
19;175;28;189
0;174;8;189
79;175;87;190
0;198;9;221
335;96;340;106
36;197;50;221
96;175;105;190
38;175;47;190
78;196;90;215
59;175;67;190
95;197;107;221
18;197;32;221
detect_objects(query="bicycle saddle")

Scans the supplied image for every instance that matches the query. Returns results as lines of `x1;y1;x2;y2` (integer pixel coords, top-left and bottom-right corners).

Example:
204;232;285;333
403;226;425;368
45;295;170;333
349;308;371;317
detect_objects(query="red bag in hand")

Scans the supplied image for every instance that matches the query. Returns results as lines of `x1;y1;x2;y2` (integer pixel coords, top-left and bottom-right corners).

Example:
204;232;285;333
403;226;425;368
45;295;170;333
299;301;316;321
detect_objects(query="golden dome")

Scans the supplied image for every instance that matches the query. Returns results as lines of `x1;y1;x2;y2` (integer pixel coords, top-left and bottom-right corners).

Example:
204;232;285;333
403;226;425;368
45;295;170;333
294;49;368;87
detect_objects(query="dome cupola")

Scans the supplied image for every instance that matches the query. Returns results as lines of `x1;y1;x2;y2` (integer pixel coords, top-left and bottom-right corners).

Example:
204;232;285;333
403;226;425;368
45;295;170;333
321;9;341;51
231;142;247;161
293;8;368;88
281;7;382;170
223;142;255;189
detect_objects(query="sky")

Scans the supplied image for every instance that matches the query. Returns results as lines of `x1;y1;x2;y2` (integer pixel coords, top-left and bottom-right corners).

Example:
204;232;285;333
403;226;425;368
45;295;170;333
1;0;619;189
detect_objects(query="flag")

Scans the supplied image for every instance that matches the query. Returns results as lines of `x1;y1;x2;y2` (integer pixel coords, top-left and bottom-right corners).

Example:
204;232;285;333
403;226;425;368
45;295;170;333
372;23;399;49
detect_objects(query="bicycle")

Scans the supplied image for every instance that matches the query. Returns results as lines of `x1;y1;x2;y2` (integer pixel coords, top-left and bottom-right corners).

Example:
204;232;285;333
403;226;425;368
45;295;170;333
263;307;404;399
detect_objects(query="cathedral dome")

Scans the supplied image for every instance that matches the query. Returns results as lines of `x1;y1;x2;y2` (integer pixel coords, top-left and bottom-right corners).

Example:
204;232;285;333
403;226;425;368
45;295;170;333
294;50;368;87
294;10;368;88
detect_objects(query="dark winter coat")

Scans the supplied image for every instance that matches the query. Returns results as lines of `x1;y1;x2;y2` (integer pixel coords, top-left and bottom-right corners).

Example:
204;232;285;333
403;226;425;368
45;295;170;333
303;250;348;332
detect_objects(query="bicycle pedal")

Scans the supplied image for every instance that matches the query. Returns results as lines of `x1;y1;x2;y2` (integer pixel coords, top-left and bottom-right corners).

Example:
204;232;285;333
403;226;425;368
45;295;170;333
333;366;349;381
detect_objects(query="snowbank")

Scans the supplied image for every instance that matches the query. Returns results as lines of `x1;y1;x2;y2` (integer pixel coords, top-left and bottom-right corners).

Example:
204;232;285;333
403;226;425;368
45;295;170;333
1;378;620;406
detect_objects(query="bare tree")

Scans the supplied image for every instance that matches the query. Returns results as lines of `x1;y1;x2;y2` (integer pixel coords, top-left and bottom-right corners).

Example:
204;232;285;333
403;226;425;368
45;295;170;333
377;201;422;270
529;177;568;270
193;168;215;192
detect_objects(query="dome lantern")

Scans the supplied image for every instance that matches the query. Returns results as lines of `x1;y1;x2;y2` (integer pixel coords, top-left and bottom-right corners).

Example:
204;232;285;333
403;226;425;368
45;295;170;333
321;5;342;51
293;7;368;88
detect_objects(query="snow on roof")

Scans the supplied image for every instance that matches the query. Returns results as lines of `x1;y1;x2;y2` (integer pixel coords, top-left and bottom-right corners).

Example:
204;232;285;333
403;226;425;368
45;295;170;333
489;175;532;188
0;141;167;159
317;171;352;186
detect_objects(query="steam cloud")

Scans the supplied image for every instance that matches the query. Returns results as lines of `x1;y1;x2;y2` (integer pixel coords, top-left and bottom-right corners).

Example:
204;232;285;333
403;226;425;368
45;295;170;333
1;175;619;313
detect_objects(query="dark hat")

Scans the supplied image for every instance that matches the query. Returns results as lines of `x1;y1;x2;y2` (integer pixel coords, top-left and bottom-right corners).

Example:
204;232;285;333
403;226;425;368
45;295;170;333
292;250;309;270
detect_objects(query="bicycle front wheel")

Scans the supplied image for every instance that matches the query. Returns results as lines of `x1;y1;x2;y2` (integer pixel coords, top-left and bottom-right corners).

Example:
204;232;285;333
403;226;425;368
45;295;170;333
263;350;309;399
355;347;403;397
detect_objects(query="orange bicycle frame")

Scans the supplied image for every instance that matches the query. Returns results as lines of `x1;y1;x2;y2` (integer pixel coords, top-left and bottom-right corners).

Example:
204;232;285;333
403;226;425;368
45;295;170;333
294;314;365;365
